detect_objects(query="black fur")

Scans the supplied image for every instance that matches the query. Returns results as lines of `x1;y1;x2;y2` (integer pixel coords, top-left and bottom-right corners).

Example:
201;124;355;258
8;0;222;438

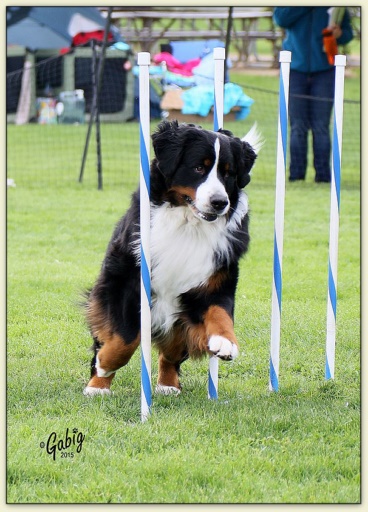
84;120;257;391
151;120;256;203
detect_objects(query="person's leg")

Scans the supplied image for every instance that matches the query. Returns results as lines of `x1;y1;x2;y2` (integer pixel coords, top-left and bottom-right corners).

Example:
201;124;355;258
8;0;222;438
309;68;335;182
288;70;310;181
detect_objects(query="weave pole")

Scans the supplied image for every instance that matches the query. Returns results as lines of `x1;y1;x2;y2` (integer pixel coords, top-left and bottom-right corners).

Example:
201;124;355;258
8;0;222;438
208;47;225;400
325;54;346;381
138;52;152;422
213;47;225;132
269;51;291;392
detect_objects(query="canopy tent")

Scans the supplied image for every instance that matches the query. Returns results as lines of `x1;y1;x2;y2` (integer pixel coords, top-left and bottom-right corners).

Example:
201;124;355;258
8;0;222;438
6;6;121;50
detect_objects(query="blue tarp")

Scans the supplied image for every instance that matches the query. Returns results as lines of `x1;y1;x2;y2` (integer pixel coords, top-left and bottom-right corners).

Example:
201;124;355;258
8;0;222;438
182;82;254;120
169;39;225;63
133;46;255;121
192;51;231;86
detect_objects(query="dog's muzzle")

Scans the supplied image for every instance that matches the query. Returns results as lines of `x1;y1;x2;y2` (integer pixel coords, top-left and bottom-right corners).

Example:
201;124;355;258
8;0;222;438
183;195;228;222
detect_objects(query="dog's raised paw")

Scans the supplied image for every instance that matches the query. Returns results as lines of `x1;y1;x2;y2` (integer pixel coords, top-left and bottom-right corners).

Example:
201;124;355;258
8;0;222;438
208;335;239;360
155;384;181;396
83;386;112;397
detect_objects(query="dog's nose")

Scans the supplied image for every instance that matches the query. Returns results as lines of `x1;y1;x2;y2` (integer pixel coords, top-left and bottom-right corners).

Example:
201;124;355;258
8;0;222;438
210;195;229;212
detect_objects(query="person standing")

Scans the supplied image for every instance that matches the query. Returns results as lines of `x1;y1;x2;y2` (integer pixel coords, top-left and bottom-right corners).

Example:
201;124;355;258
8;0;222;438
273;7;354;182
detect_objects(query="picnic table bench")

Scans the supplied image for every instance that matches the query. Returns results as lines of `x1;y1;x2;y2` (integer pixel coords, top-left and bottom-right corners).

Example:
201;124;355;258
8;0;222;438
99;7;282;66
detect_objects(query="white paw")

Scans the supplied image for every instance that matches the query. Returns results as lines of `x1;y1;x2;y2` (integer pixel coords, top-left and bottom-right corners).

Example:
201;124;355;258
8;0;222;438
83;386;112;397
155;384;181;396
208;335;239;360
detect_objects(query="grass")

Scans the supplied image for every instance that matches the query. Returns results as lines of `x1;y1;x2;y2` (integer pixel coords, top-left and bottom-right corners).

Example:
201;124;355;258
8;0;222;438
6;68;360;504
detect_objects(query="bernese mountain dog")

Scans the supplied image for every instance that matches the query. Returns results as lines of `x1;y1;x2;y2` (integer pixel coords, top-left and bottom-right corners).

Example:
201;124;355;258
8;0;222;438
83;119;261;397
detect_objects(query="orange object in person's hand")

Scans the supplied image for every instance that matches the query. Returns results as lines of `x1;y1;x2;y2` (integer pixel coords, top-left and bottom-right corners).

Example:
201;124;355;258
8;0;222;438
322;28;338;65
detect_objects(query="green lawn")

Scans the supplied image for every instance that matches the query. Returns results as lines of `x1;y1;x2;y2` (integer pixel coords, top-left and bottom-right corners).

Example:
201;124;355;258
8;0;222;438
6;68;360;503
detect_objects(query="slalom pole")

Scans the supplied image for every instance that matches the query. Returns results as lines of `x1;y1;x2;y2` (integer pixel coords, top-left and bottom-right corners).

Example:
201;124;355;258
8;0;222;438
269;50;291;392
325;54;347;380
138;52;152;421
213;47;225;132
208;47;225;400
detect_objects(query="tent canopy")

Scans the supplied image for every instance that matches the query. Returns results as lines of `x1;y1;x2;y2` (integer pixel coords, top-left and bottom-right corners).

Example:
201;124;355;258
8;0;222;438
6;6;120;50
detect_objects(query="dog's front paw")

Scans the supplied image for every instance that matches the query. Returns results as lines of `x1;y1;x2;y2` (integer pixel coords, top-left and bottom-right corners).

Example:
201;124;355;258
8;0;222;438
208;335;239;361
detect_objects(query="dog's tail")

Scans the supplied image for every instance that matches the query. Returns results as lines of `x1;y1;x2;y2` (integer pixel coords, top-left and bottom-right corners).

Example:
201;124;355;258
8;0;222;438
242;122;264;155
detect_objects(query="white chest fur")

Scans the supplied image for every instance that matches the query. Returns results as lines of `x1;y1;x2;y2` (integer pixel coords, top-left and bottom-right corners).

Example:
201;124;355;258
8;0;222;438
150;193;248;331
145;192;248;334
150;204;224;333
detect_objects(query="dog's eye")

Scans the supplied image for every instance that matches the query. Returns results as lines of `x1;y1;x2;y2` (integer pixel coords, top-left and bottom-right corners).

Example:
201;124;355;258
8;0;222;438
194;166;206;175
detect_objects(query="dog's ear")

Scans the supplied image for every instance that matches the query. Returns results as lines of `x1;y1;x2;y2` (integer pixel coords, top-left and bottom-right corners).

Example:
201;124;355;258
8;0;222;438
218;128;234;138
151;120;184;178
232;139;257;189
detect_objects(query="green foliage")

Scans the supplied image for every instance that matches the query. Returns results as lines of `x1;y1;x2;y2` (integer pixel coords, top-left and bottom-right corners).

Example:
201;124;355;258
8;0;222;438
7;71;360;503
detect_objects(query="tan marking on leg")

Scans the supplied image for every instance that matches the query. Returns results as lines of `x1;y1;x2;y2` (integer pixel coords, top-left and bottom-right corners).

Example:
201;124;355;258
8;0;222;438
84;336;140;395
84;296;140;395
85;374;115;391
204;305;238;346
86;296;140;374
157;354;181;389
185;323;207;358
184;305;238;358
97;334;140;375
156;326;187;390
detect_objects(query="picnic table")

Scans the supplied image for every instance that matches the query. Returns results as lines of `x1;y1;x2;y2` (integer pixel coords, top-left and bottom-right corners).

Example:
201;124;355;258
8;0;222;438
99;7;282;66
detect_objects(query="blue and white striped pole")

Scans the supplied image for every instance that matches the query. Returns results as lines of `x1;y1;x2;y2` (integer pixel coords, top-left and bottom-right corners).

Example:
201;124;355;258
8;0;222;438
138;52;152;421
208;47;225;400
325;54;346;381
213;47;225;132
269;51;291;392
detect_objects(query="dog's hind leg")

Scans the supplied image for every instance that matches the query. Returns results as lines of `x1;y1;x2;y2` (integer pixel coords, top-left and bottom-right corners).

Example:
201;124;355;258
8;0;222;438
155;329;188;395
83;374;115;396
156;353;187;396
83;334;140;396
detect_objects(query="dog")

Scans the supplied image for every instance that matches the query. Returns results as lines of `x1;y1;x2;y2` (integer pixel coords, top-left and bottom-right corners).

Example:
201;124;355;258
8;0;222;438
83;119;261;397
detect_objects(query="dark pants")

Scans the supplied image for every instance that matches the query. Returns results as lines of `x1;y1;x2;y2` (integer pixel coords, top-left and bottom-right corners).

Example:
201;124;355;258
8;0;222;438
288;68;335;182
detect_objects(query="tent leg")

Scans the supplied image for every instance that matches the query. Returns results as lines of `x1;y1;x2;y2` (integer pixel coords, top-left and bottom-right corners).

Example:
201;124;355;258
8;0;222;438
78;7;112;187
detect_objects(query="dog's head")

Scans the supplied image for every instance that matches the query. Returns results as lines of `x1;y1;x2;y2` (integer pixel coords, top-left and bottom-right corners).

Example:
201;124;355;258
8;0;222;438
151;120;258;222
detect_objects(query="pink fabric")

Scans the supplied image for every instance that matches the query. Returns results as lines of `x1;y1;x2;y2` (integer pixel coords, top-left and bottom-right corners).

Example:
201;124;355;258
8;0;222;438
153;52;201;76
